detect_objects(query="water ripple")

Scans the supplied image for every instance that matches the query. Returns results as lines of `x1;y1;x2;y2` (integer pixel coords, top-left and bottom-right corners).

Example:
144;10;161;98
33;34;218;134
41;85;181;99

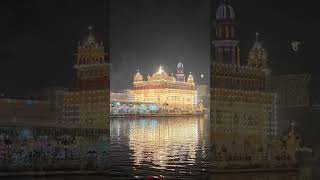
110;116;211;179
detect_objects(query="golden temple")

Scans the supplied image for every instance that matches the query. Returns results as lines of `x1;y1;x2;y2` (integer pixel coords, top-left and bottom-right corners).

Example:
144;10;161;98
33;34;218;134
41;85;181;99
132;64;200;112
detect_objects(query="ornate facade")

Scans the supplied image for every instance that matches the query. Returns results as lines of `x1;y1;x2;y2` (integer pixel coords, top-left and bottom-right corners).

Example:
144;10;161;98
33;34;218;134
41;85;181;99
132;63;198;112
210;1;277;159
63;26;110;127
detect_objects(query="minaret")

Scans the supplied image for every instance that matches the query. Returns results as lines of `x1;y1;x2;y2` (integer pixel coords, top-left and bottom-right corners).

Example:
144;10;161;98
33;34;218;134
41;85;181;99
176;60;185;82
74;26;109;90
212;0;240;65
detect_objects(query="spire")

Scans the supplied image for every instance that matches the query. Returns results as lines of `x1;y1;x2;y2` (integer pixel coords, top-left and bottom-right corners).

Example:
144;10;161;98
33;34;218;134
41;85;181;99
247;32;268;68
85;25;96;45
255;32;260;42
252;32;262;50
158;65;164;74
88;25;93;35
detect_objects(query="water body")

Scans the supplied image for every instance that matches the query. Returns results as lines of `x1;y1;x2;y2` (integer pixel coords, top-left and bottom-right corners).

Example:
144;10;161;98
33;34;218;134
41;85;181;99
3;116;318;179
109;116;305;180
110;116;211;179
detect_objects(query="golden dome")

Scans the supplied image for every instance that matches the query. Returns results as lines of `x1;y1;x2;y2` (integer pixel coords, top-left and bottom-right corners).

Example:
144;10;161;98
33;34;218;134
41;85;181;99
134;70;144;82
149;66;172;81
187;72;194;84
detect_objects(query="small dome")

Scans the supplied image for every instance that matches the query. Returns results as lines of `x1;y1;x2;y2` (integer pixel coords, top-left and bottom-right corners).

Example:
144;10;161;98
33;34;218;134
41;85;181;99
84;26;96;45
216;1;235;21
134;70;144;82
177;61;183;68
187;72;194;84
250;33;268;59
247;33;268;68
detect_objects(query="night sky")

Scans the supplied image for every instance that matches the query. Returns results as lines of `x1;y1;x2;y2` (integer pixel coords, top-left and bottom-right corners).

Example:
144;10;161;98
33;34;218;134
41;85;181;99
1;0;319;97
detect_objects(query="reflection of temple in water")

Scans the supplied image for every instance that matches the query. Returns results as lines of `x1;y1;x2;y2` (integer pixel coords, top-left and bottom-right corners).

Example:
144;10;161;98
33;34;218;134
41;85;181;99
110;117;210;174
129;118;201;167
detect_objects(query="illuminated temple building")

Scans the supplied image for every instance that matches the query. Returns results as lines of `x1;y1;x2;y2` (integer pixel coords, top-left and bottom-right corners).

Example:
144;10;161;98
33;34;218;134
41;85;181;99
131;62;199;112
63;26;110;127
210;1;277;160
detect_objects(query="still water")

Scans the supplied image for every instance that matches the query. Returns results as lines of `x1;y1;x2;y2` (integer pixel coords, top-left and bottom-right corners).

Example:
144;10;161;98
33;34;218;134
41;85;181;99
110;116;211;179
3;116;317;179
109;116;305;180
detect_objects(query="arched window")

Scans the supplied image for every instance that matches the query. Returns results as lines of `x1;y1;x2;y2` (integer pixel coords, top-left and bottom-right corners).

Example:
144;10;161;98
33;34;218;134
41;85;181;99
225;26;229;38
219;27;222;38
231;26;235;38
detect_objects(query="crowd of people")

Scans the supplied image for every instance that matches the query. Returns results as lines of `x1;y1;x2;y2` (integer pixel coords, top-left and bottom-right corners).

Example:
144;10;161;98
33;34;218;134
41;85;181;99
0;130;109;171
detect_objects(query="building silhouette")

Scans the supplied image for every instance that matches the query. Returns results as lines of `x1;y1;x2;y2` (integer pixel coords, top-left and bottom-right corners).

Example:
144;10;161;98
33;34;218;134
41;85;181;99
210;0;277;160
63;26;110;127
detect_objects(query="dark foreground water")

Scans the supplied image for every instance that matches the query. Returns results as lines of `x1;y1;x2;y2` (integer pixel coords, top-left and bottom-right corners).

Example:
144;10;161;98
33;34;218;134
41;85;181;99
4;116;319;179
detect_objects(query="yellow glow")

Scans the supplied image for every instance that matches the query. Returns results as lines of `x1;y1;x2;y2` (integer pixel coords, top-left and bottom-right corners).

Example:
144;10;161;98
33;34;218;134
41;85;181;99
125;117;205;167
132;65;201;112
157;65;164;74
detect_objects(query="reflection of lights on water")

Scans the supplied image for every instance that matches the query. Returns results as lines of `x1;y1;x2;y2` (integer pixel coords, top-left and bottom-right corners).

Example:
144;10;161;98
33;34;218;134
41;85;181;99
117;121;120;138
127;118;204;168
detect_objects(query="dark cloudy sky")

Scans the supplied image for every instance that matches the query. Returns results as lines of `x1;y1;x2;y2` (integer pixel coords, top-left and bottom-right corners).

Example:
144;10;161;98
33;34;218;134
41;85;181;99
0;0;319;95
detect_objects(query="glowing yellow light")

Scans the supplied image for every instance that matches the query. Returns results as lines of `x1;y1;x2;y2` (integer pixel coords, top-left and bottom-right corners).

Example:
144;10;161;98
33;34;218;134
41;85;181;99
131;65;201;112
158;65;164;74
125;117;204;167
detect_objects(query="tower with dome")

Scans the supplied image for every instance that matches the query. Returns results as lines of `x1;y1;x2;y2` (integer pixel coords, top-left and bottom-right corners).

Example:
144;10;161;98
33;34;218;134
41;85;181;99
176;60;185;82
210;0;277;162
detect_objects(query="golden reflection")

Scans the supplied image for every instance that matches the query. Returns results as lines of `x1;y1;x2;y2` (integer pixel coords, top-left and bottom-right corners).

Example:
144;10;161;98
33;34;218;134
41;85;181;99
126;117;206;168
